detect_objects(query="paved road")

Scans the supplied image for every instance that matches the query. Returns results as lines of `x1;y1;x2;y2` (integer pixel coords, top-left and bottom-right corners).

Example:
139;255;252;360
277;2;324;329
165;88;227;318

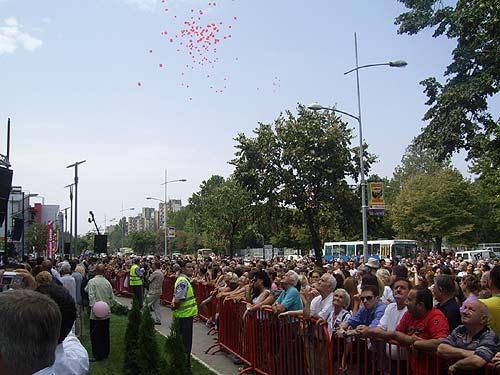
116;296;241;375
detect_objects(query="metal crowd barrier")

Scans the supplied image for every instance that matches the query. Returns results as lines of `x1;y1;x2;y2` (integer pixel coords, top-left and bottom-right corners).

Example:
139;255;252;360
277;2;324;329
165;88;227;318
207;299;498;375
160;274;175;306
192;281;217;323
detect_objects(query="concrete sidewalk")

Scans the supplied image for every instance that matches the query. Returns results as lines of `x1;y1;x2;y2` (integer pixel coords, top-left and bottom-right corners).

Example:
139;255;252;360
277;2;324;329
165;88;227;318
116;296;241;375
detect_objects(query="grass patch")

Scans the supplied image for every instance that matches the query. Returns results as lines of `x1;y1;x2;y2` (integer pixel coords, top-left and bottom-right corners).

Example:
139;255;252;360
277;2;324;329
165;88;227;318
81;313;215;375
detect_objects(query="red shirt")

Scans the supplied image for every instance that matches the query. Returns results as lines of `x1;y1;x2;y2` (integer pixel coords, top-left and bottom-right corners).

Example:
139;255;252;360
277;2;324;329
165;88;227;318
396;307;449;339
396;308;449;375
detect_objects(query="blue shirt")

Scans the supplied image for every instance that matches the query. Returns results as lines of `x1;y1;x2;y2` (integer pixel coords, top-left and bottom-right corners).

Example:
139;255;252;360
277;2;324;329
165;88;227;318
348;301;386;328
276;286;303;311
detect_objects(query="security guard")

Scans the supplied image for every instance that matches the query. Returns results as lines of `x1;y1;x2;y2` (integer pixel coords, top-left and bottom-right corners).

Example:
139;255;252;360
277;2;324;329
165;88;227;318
129;257;144;307
172;260;198;373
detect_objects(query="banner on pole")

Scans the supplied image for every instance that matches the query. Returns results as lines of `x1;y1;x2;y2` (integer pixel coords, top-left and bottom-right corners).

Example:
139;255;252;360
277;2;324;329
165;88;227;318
368;182;385;209
168;227;175;239
47;221;54;258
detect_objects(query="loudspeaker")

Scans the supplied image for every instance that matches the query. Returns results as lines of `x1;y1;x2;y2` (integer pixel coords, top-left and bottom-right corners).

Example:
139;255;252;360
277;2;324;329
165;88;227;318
94;234;107;254
64;242;71;255
0;167;13;227
12;218;23;241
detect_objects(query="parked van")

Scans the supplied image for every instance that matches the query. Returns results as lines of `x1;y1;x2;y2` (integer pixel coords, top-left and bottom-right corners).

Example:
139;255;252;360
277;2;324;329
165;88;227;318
455;249;497;262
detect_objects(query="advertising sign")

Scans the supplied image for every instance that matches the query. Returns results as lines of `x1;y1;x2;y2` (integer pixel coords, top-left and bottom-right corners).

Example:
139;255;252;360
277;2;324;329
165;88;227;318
368;182;385;209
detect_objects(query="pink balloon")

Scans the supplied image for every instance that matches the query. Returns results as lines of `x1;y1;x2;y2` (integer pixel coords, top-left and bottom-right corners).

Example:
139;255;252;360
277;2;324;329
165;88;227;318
93;301;110;318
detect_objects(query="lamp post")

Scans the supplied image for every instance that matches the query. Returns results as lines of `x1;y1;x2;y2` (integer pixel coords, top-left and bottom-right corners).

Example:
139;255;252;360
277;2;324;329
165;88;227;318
148;170;187;258
308;33;406;262
66;160;86;256
120;205;134;249
64;183;75;257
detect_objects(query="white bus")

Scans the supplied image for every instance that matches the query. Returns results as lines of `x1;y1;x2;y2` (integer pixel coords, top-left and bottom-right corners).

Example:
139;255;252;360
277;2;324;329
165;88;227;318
323;239;418;260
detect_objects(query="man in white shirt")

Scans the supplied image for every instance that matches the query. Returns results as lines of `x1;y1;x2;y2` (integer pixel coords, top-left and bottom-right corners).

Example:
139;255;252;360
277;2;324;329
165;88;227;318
357;278;411;375
36;283;89;375
60;263;76;302
309;273;337;320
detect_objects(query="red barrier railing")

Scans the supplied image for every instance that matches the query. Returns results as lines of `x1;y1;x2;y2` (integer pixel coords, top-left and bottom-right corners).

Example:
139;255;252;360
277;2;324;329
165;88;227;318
112;272;132;297
160;274;176;306
193;282;217;323
208;300;497;375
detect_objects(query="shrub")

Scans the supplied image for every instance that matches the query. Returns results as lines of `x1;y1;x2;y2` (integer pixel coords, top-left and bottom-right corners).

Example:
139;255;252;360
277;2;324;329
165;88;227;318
138;305;160;374
161;318;189;375
123;297;141;375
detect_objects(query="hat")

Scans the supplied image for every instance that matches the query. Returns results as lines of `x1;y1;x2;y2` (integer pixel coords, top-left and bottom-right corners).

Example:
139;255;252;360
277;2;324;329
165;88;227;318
366;258;380;269
357;265;370;274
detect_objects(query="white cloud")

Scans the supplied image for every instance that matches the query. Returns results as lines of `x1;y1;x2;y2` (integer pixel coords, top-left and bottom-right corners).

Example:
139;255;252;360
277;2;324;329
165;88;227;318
0;17;43;54
125;0;201;13
127;0;158;12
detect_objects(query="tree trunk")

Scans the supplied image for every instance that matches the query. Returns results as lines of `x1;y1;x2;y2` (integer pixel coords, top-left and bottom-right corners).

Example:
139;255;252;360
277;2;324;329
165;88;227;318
433;236;443;255
304;210;322;266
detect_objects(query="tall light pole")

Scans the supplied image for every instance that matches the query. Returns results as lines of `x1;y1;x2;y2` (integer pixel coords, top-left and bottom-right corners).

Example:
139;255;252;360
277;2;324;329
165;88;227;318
308;33;407;262
64;183;75;257
67;160;86;257
148;170;187;257
120;205;134;249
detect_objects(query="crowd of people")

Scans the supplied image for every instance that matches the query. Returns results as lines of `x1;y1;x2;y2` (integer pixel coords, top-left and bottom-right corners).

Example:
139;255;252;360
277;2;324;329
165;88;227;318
2;250;500;374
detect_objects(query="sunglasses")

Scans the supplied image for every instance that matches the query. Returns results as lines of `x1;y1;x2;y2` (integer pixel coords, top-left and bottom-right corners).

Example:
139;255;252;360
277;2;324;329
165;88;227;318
360;296;374;302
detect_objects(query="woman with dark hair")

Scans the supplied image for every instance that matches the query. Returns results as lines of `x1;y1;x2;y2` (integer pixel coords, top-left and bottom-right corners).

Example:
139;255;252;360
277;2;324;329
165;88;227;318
245;270;271;311
459;274;480;311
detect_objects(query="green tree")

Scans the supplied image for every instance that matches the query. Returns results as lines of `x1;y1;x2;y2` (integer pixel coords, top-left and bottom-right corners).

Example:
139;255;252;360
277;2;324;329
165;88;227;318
161;318;188;375
26;223;48;254
232;104;372;263
129;231;156;255
137;305;159;375
395;0;500;167
109;222;124;250
123;297;141;375
391;168;475;253
188;176;252;256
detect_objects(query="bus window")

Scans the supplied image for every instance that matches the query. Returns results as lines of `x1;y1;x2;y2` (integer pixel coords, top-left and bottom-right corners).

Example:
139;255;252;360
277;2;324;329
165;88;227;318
371;244;380;257
345;245;354;256
380;244;390;258
356;244;364;257
324;244;333;256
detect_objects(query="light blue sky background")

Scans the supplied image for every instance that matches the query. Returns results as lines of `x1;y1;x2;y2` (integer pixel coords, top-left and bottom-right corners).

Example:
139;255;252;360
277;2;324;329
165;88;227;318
1;0;497;233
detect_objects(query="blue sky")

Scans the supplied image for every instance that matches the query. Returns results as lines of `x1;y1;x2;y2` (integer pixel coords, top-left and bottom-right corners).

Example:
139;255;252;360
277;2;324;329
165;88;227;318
1;0;496;233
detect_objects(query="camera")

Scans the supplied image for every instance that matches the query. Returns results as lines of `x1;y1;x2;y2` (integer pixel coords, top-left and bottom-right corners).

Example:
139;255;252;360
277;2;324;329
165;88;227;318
0;271;24;292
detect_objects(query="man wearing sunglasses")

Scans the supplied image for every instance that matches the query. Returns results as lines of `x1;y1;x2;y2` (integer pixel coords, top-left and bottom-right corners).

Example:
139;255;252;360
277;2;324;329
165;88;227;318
337;284;386;335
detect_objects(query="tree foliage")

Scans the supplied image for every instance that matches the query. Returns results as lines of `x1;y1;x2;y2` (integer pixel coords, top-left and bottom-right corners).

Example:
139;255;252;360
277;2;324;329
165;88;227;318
26;223;48;254
231;104;371;263
138;305;160;375
391;168;475;252
123;297;141;375
188;176;252;256
161;318;188;375
129;230;156;256
395;0;500;167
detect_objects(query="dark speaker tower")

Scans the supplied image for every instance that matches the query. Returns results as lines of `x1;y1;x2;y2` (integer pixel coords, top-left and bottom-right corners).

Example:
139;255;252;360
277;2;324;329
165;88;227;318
0;167;13;227
94;234;108;254
64;242;71;255
12;218;23;241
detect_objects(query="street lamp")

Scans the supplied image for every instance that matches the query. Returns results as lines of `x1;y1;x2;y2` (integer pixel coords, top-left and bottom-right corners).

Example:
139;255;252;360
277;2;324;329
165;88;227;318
309;32;407;262
120;206;134;249
148;170;187;258
67;160;86;257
